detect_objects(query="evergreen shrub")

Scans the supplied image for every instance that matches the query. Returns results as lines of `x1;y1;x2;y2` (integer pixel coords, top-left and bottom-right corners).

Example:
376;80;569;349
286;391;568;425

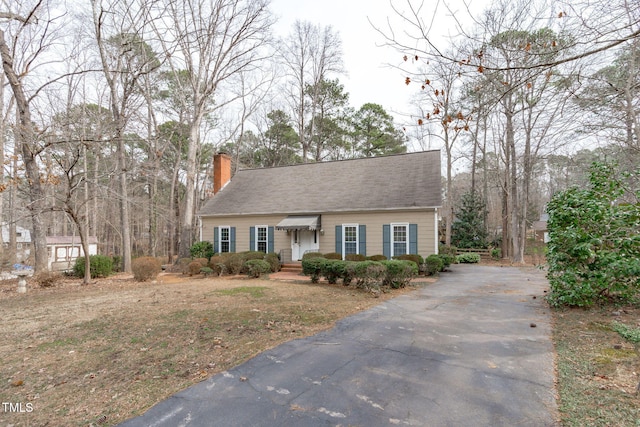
190;241;214;260
302;257;326;283
381;260;417;288
456;253;481;264
264;252;281;272
244;259;271;278
74;255;113;279
425;255;444;275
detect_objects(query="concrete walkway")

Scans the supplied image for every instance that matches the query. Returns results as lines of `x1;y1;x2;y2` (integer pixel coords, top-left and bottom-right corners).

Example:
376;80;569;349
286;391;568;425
119;265;558;427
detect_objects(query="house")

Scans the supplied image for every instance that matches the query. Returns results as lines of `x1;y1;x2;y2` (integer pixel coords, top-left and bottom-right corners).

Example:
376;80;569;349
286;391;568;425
533;213;550;243
198;151;442;262
1;224;32;264
46;236;99;272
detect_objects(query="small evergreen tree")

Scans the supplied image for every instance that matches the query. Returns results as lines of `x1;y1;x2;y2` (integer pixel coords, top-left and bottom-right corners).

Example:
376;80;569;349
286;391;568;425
451;191;487;249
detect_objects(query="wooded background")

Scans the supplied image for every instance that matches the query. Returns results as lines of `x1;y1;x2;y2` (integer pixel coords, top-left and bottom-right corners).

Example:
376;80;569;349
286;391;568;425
0;0;638;272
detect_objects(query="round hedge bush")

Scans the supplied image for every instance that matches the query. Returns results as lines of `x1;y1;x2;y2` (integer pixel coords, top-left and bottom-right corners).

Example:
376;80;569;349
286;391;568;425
132;256;162;281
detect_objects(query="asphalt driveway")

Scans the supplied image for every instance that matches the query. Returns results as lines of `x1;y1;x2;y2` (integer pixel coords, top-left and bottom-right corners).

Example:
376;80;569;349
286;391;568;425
119;265;558;426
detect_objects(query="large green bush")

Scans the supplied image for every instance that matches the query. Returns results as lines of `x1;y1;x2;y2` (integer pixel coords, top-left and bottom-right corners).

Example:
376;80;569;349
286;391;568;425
546;162;640;307
74;255;113;279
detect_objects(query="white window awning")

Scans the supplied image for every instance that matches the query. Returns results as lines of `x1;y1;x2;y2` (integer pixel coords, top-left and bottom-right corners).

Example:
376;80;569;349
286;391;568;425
275;215;321;231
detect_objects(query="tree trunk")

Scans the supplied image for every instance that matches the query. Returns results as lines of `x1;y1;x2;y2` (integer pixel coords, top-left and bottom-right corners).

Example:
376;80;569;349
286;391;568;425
178;116;201;259
0;30;48;272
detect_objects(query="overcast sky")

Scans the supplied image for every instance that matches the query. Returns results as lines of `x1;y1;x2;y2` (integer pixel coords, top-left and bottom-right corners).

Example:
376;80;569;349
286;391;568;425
269;0;418;120
269;0;488;127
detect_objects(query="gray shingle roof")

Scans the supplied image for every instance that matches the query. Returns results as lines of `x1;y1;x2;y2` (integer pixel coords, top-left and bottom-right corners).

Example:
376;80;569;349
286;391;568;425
198;150;442;216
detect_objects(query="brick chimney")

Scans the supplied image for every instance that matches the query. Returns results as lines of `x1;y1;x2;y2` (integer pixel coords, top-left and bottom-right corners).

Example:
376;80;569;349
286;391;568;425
213;153;232;194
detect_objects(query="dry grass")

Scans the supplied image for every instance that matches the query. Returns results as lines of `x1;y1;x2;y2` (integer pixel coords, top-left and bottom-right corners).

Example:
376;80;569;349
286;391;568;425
552;306;640;426
0;272;419;426
3;264;638;427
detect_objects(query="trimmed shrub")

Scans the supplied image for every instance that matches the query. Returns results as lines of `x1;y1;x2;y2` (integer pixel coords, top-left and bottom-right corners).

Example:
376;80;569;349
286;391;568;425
187;261;203;276
456;253;481;264
351;260;386;290
302;252;324;260
323;252;343;260
224;253;245;275
342;262;355;286
190;241;214;260
243;251;267;261
208;255;227;276
74;255;113;279
132;256;162;282
34;271;62;288
393;254;424;267
367;254;387;261
193;258;209;268
302;257;327;283
244;259;271;278
200;267;214;276
438;253;456;269
425;254;444;276
264;252;281;272
345;253;366;262
490;248;501;260
381;260;418;288
321;259;348;284
439;245;458;256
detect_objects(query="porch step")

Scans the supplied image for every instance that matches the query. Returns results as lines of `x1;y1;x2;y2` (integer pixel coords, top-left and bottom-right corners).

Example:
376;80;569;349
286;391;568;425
280;263;303;273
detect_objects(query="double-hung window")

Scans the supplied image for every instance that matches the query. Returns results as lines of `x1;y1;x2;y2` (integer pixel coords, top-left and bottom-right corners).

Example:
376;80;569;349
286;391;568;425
343;224;358;255
219;226;231;253
392;223;408;257
256;225;268;253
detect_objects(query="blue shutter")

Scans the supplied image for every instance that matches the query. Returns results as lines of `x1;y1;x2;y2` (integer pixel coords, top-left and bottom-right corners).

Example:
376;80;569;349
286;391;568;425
268;227;274;253
213;227;219;253
249;226;256;251
409;224;418;255
359;225;366;256
335;225;342;255
383;224;390;259
230;227;236;252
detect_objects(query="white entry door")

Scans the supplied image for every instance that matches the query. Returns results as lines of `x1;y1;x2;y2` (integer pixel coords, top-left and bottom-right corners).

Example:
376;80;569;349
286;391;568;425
291;230;319;260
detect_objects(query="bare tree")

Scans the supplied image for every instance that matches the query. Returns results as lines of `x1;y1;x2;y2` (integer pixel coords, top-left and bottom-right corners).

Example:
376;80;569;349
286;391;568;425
0;1;64;273
279;21;343;162
91;0;159;272
150;0;274;259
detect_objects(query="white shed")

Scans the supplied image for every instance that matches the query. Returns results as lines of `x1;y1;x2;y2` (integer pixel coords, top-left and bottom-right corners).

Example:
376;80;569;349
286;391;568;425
46;236;98;272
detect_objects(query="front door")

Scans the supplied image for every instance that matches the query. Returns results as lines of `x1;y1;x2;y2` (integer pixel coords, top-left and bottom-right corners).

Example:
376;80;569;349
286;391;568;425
291;229;319;260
